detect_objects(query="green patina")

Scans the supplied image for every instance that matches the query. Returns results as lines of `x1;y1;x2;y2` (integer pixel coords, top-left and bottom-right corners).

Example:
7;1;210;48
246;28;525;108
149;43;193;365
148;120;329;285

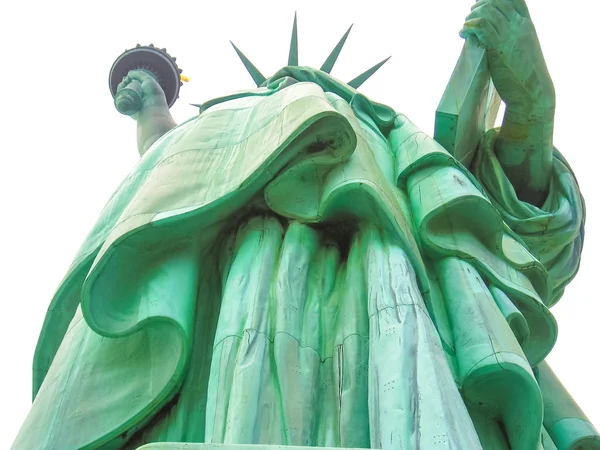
14;2;598;450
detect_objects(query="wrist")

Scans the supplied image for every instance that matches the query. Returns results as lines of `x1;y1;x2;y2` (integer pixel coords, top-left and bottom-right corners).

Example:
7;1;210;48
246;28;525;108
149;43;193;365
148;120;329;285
504;99;555;127
136;107;177;157
505;79;556;124
134;102;171;123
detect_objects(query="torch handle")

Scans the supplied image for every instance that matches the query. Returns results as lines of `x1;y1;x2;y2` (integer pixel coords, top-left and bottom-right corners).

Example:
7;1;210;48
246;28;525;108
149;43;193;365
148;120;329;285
114;79;143;116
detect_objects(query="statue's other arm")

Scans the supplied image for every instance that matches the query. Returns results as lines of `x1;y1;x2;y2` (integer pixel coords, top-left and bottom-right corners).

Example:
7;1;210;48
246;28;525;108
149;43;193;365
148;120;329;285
136;104;177;157
460;0;555;205
116;70;177;156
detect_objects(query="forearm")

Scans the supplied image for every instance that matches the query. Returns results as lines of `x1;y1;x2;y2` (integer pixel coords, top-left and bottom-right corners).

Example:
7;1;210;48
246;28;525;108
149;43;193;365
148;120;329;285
136;105;177;156
496;100;555;206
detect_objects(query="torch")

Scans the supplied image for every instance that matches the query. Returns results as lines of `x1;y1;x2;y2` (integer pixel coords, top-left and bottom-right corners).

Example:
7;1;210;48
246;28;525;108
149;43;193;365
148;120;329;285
108;44;185;116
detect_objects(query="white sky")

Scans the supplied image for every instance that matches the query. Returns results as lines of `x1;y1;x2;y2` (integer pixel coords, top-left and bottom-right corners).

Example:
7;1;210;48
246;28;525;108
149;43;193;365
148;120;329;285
1;0;598;447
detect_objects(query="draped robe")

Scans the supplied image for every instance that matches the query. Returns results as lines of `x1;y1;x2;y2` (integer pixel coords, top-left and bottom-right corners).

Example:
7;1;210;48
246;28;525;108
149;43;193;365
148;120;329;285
14;67;595;450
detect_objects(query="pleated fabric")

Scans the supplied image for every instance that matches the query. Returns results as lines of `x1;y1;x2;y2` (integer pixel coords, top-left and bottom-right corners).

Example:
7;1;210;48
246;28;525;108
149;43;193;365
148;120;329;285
127;217;481;449
16;69;592;450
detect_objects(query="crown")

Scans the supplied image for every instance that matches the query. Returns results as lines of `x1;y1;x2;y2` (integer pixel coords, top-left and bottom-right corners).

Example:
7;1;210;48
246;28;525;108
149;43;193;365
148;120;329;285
230;13;391;89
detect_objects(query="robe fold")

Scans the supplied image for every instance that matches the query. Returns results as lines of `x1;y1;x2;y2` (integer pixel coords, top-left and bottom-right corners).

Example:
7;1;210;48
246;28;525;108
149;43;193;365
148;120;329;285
14;67;594;450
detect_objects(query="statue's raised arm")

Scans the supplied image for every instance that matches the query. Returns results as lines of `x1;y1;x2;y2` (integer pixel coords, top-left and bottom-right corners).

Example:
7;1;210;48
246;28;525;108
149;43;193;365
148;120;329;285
12;8;595;450
115;69;177;156
460;0;555;205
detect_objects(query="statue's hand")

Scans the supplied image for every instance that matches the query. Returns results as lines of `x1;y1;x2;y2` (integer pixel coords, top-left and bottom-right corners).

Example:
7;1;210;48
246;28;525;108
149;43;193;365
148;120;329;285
460;0;555;116
115;69;168;119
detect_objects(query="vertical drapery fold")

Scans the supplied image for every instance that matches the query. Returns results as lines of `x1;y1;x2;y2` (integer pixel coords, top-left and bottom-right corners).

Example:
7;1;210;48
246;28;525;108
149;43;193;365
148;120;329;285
16;69;590;450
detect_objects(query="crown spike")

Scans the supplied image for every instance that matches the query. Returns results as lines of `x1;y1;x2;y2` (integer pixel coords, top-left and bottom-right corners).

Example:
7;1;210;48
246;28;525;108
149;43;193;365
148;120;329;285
230;41;266;86
288;12;299;66
320;24;353;74
347;56;391;89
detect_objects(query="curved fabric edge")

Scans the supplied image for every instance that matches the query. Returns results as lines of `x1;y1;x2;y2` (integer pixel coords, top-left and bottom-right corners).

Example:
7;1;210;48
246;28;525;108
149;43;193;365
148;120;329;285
32;254;95;399
81;124;355;335
71;87;355;445
85;86;355;291
474;129;585;307
14;318;189;449
263;94;443;349
82;103;354;442
393;119;556;366
31;116;201;396
32;81;354;395
537;361;600;450
439;257;543;450
410;169;557;366
21;82;356;448
13;243;201;449
550;419;600;450
22;67;587;447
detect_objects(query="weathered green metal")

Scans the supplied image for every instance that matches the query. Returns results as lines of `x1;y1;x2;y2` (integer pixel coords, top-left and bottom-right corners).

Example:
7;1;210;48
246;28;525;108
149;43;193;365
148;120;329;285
320;25;353;74
434;37;501;169
13;3;597;450
347;55;391;89
230;41;266;86
288;13;299;66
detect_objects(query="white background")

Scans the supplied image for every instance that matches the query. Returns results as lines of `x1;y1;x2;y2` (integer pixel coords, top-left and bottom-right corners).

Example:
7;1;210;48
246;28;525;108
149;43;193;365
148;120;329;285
1;0;598;447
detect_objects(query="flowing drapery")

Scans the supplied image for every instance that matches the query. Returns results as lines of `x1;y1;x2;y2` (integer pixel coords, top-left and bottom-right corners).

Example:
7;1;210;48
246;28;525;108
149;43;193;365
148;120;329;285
15;68;592;450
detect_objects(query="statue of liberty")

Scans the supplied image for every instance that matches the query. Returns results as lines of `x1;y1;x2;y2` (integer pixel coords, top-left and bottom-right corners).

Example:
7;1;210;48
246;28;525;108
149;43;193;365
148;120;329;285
13;0;598;449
